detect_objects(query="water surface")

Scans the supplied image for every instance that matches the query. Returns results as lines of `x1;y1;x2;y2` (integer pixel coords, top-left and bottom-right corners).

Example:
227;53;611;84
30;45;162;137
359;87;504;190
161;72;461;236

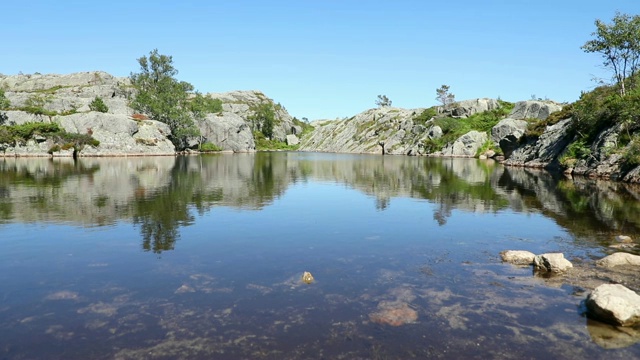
1;153;640;359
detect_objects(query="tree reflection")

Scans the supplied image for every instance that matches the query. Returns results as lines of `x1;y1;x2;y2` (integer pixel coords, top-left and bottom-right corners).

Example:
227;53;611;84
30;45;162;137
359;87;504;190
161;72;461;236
132;156;223;254
4;153;640;252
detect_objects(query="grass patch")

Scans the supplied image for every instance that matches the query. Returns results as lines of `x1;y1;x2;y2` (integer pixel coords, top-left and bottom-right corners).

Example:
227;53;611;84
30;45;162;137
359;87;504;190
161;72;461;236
33;85;70;94
559;139;592;168
199;142;222;152
254;131;298;151
421;102;513;154
524;103;573;140
0;122;99;153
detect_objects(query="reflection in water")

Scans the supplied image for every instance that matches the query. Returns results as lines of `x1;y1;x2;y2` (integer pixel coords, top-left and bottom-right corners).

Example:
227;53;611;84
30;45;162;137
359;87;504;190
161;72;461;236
3;154;640;252
3;153;640;357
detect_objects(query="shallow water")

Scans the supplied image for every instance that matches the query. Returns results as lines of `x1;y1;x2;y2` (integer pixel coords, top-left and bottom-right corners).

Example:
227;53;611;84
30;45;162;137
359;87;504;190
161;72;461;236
1;153;640;359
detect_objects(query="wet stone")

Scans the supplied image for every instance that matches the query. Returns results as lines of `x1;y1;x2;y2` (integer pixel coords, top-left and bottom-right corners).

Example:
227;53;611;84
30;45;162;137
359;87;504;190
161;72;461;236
596;253;640;268
533;253;573;273
586;284;640;327
500;250;535;265
369;301;418;326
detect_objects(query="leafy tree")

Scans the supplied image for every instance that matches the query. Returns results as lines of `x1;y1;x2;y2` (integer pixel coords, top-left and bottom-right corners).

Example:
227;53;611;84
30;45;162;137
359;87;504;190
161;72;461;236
130;49;200;149
250;102;276;139
89;96;109;113
375;94;392;107
189;91;223;120
436;85;455;105
582;12;640;96
0;89;9;125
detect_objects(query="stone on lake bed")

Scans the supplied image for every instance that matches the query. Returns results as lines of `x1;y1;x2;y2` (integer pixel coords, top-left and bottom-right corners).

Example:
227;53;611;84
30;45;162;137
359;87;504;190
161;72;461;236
533;253;573;273
596;253;640;268
302;271;314;284
586;284;640;327
500;250;535;265
369;301;418;326
616;235;633;243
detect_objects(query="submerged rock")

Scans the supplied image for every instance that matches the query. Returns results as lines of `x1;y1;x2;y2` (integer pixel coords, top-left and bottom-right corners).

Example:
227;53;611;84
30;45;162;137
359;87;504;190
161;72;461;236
500;250;535;265
596;253;640;268
587;318;640;349
586;284;640;326
533;253;573;273
302;271;314;284
369;301;418;326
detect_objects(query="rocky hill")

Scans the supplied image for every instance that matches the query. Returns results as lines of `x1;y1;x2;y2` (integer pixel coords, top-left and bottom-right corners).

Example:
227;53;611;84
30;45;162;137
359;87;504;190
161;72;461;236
299;98;561;157
0;72;300;156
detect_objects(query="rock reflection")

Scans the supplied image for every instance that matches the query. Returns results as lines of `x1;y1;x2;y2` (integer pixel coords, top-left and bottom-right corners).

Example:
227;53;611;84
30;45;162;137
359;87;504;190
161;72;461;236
2;153;640;253
587;318;640;349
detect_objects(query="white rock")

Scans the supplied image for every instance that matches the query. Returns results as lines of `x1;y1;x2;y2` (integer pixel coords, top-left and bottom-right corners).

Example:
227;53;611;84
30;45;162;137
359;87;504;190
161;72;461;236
596;253;640;268
586;284;640;326
500;250;535;265
533;253;573;273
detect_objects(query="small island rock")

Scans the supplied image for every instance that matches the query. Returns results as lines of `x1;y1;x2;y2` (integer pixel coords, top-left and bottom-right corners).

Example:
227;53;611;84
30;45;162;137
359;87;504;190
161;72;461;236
596;253;640;268
533;253;573;273
586;284;640;327
500;250;535;265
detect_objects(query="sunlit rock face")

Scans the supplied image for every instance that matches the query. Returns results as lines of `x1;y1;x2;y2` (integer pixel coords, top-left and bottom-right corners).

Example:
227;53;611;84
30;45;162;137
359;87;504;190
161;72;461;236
587;284;640;327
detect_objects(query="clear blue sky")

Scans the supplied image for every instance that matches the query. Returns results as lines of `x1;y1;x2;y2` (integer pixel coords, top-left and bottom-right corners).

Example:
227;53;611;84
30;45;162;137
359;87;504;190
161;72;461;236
3;1;639;120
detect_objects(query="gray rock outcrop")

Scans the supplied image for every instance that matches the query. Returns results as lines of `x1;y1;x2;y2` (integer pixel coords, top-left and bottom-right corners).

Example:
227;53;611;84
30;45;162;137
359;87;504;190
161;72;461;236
206;90;301;146
491;118;528;144
500;250;535;265
596;253;640;268
509;101;562;121
503;118;573;168
439;98;500;118
299;107;428;155
0;72;300;155
533;253;573;273
441;131;487;157
286;134;299;146
198;112;254;152
586;284;640;326
492;118;529;158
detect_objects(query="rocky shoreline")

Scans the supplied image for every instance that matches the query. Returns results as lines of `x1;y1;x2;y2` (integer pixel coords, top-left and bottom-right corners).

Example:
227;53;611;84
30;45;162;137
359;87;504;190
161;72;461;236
501;240;640;331
2;71;640;184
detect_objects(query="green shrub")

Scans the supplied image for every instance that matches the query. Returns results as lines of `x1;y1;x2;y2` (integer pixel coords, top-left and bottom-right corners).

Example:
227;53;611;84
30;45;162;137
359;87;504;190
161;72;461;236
524;103;574;140
253;131;297;151
421;102;513;154
0;122;60;144
199;142;222;152
190;93;222;119
20;94;57;116
89;96;109;113
48;144;61;154
623;136;640;167
559;139;592;167
0;122;100;152
413;107;438;125
0;88;10;110
292;117;315;138
249;103;276;139
475;139;502;157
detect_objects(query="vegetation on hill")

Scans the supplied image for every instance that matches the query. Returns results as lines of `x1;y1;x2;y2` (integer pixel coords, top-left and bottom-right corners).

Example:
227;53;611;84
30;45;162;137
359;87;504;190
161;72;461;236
0;122;99;156
520;12;640;169
130;49;222;150
89;96;109;113
418;100;514;154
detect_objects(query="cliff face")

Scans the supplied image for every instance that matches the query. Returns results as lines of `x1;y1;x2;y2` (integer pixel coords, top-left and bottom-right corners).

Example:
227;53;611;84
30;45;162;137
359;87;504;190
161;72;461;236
0;72;298;155
299;107;427;155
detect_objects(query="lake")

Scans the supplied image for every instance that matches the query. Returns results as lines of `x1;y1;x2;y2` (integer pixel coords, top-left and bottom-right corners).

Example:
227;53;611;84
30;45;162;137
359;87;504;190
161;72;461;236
1;152;640;359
